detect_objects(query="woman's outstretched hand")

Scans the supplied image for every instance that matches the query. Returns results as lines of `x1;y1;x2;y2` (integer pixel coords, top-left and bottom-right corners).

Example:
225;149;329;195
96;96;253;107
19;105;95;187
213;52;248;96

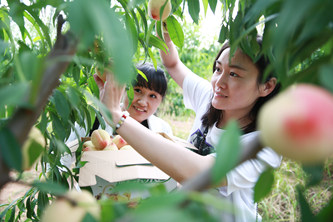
93;71;125;124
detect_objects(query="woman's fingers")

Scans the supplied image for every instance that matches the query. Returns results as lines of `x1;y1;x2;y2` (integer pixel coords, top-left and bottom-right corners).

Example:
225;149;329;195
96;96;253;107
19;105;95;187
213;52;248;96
101;72;125;113
93;74;104;89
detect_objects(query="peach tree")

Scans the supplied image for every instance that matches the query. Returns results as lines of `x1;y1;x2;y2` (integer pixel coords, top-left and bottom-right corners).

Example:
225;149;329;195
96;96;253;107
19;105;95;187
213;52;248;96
0;0;332;221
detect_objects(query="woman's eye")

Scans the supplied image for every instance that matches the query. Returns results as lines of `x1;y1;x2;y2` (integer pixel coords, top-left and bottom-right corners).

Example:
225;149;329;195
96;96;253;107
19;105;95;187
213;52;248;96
150;94;157;99
230;72;239;77
214;67;221;73
134;88;141;93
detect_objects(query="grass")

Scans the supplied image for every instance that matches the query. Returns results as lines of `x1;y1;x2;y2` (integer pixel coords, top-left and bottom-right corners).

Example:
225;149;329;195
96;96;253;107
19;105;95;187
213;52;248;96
163;114;333;222
259;158;333;221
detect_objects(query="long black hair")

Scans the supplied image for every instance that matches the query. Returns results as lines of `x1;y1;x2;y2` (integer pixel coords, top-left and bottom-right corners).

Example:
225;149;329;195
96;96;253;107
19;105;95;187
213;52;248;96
201;36;281;134
133;62;168;98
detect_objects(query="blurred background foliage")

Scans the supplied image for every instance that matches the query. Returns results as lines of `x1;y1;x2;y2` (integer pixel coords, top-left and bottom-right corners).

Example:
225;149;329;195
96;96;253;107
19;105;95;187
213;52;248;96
0;0;333;221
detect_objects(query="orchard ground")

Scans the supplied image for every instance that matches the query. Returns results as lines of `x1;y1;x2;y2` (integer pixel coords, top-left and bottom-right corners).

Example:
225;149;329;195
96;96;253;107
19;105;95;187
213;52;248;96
1;114;332;221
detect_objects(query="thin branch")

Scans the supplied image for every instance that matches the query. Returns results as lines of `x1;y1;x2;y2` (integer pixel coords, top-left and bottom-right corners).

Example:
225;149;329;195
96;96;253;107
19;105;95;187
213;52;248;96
181;133;263;192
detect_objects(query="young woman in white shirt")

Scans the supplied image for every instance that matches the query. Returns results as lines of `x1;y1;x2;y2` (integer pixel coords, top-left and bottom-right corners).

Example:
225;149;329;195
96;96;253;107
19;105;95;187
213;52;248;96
97;34;281;222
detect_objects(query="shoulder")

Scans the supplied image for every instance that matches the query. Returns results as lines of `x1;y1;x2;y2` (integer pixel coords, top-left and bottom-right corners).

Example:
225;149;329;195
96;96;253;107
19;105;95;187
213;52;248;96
183;73;211;90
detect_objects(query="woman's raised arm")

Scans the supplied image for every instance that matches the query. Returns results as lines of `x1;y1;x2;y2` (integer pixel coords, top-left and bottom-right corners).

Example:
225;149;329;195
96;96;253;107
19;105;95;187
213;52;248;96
159;30;194;88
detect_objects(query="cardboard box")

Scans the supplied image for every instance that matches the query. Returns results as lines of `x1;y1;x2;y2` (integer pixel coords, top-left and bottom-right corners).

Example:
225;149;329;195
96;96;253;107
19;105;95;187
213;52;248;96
66;134;197;199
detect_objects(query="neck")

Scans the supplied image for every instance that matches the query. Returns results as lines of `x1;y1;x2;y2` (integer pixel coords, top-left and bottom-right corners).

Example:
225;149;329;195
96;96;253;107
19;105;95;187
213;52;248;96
216;110;252;129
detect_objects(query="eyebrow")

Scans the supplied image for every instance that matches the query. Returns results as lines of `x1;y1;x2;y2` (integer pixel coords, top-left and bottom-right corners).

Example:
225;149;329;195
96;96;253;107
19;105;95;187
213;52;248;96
215;60;247;71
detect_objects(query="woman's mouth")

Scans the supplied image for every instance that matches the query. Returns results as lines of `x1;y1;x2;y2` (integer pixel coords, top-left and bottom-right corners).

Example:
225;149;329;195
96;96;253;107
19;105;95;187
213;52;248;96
134;106;146;112
214;92;228;98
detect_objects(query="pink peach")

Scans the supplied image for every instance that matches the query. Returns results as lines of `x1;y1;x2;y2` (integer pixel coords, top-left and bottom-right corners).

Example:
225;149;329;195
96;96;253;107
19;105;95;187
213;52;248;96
258;84;333;164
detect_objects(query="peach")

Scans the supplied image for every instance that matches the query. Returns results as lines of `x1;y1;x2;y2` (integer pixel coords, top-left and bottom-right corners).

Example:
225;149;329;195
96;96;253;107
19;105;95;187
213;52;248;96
91;129;111;150
40;190;100;222
112;135;128;149
82;141;96;151
258;84;333;164
103;142;118;151
119;145;134;151
148;0;171;21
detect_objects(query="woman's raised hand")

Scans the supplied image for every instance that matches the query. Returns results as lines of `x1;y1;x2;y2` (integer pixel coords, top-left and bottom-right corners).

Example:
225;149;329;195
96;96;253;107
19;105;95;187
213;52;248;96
93;71;125;124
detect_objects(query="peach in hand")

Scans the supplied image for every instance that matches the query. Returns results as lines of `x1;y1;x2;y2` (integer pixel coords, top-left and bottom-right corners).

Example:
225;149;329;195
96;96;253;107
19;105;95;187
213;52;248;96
258;84;333;164
148;0;171;21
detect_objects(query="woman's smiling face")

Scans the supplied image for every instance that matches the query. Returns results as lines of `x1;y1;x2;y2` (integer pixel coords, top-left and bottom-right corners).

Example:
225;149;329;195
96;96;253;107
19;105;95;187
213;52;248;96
211;48;264;120
124;86;163;123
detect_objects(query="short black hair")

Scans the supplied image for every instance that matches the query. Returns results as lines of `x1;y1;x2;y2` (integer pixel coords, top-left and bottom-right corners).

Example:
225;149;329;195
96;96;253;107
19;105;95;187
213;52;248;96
133;62;168;98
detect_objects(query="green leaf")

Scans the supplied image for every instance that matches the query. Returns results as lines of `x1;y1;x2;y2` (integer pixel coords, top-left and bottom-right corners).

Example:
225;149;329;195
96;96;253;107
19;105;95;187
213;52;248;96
296;186;316;222
8;205;15;222
187;0;200;24
156;20;164;42
166;15;184;49
50;112;66;141
84;92;112;126
136;192;187;211
91;106;106;130
316;195;333;221
0;82;30;109
302;163;324;188
37;191;49;217
0;126;22;171
208;0;217;13
319;65;333;93
24;140;44;169
82;213;97;222
53;89;71;122
33;181;68;196
67;0;135;84
66;87;81;108
148;34;168;54
212;120;241;185
254;167;275;202
134;205;193;222
125;12;138;55
100;199;115;222
218;24;229;44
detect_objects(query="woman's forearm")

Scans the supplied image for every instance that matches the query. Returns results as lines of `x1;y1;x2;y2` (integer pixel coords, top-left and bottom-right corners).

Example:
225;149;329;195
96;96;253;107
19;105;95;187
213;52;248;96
159;32;190;88
113;112;214;183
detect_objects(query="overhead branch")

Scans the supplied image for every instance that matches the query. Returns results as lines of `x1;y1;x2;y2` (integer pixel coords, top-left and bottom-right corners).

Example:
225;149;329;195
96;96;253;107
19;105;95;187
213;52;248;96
0;15;78;189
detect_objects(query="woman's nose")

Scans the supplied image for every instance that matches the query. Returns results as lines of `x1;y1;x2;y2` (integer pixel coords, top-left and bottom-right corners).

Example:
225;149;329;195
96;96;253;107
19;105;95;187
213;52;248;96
216;73;227;89
137;96;147;105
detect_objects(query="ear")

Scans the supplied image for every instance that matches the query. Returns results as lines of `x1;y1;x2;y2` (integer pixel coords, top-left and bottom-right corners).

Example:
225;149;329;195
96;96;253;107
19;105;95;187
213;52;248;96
259;77;277;97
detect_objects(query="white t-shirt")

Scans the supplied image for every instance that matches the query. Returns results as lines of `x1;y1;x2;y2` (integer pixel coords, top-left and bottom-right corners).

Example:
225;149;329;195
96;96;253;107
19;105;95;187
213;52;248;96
183;74;282;222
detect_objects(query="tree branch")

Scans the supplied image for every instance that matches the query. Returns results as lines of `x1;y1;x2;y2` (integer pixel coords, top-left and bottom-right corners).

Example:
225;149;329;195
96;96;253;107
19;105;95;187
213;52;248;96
0;15;78;190
180;133;263;192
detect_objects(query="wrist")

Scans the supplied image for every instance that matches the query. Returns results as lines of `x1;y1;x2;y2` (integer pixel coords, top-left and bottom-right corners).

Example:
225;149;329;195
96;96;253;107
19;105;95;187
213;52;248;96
113;111;129;132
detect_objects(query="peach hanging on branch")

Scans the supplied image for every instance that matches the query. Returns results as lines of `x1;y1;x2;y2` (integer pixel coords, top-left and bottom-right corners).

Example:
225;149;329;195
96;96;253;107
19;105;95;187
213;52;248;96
258;84;333;164
148;0;172;21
